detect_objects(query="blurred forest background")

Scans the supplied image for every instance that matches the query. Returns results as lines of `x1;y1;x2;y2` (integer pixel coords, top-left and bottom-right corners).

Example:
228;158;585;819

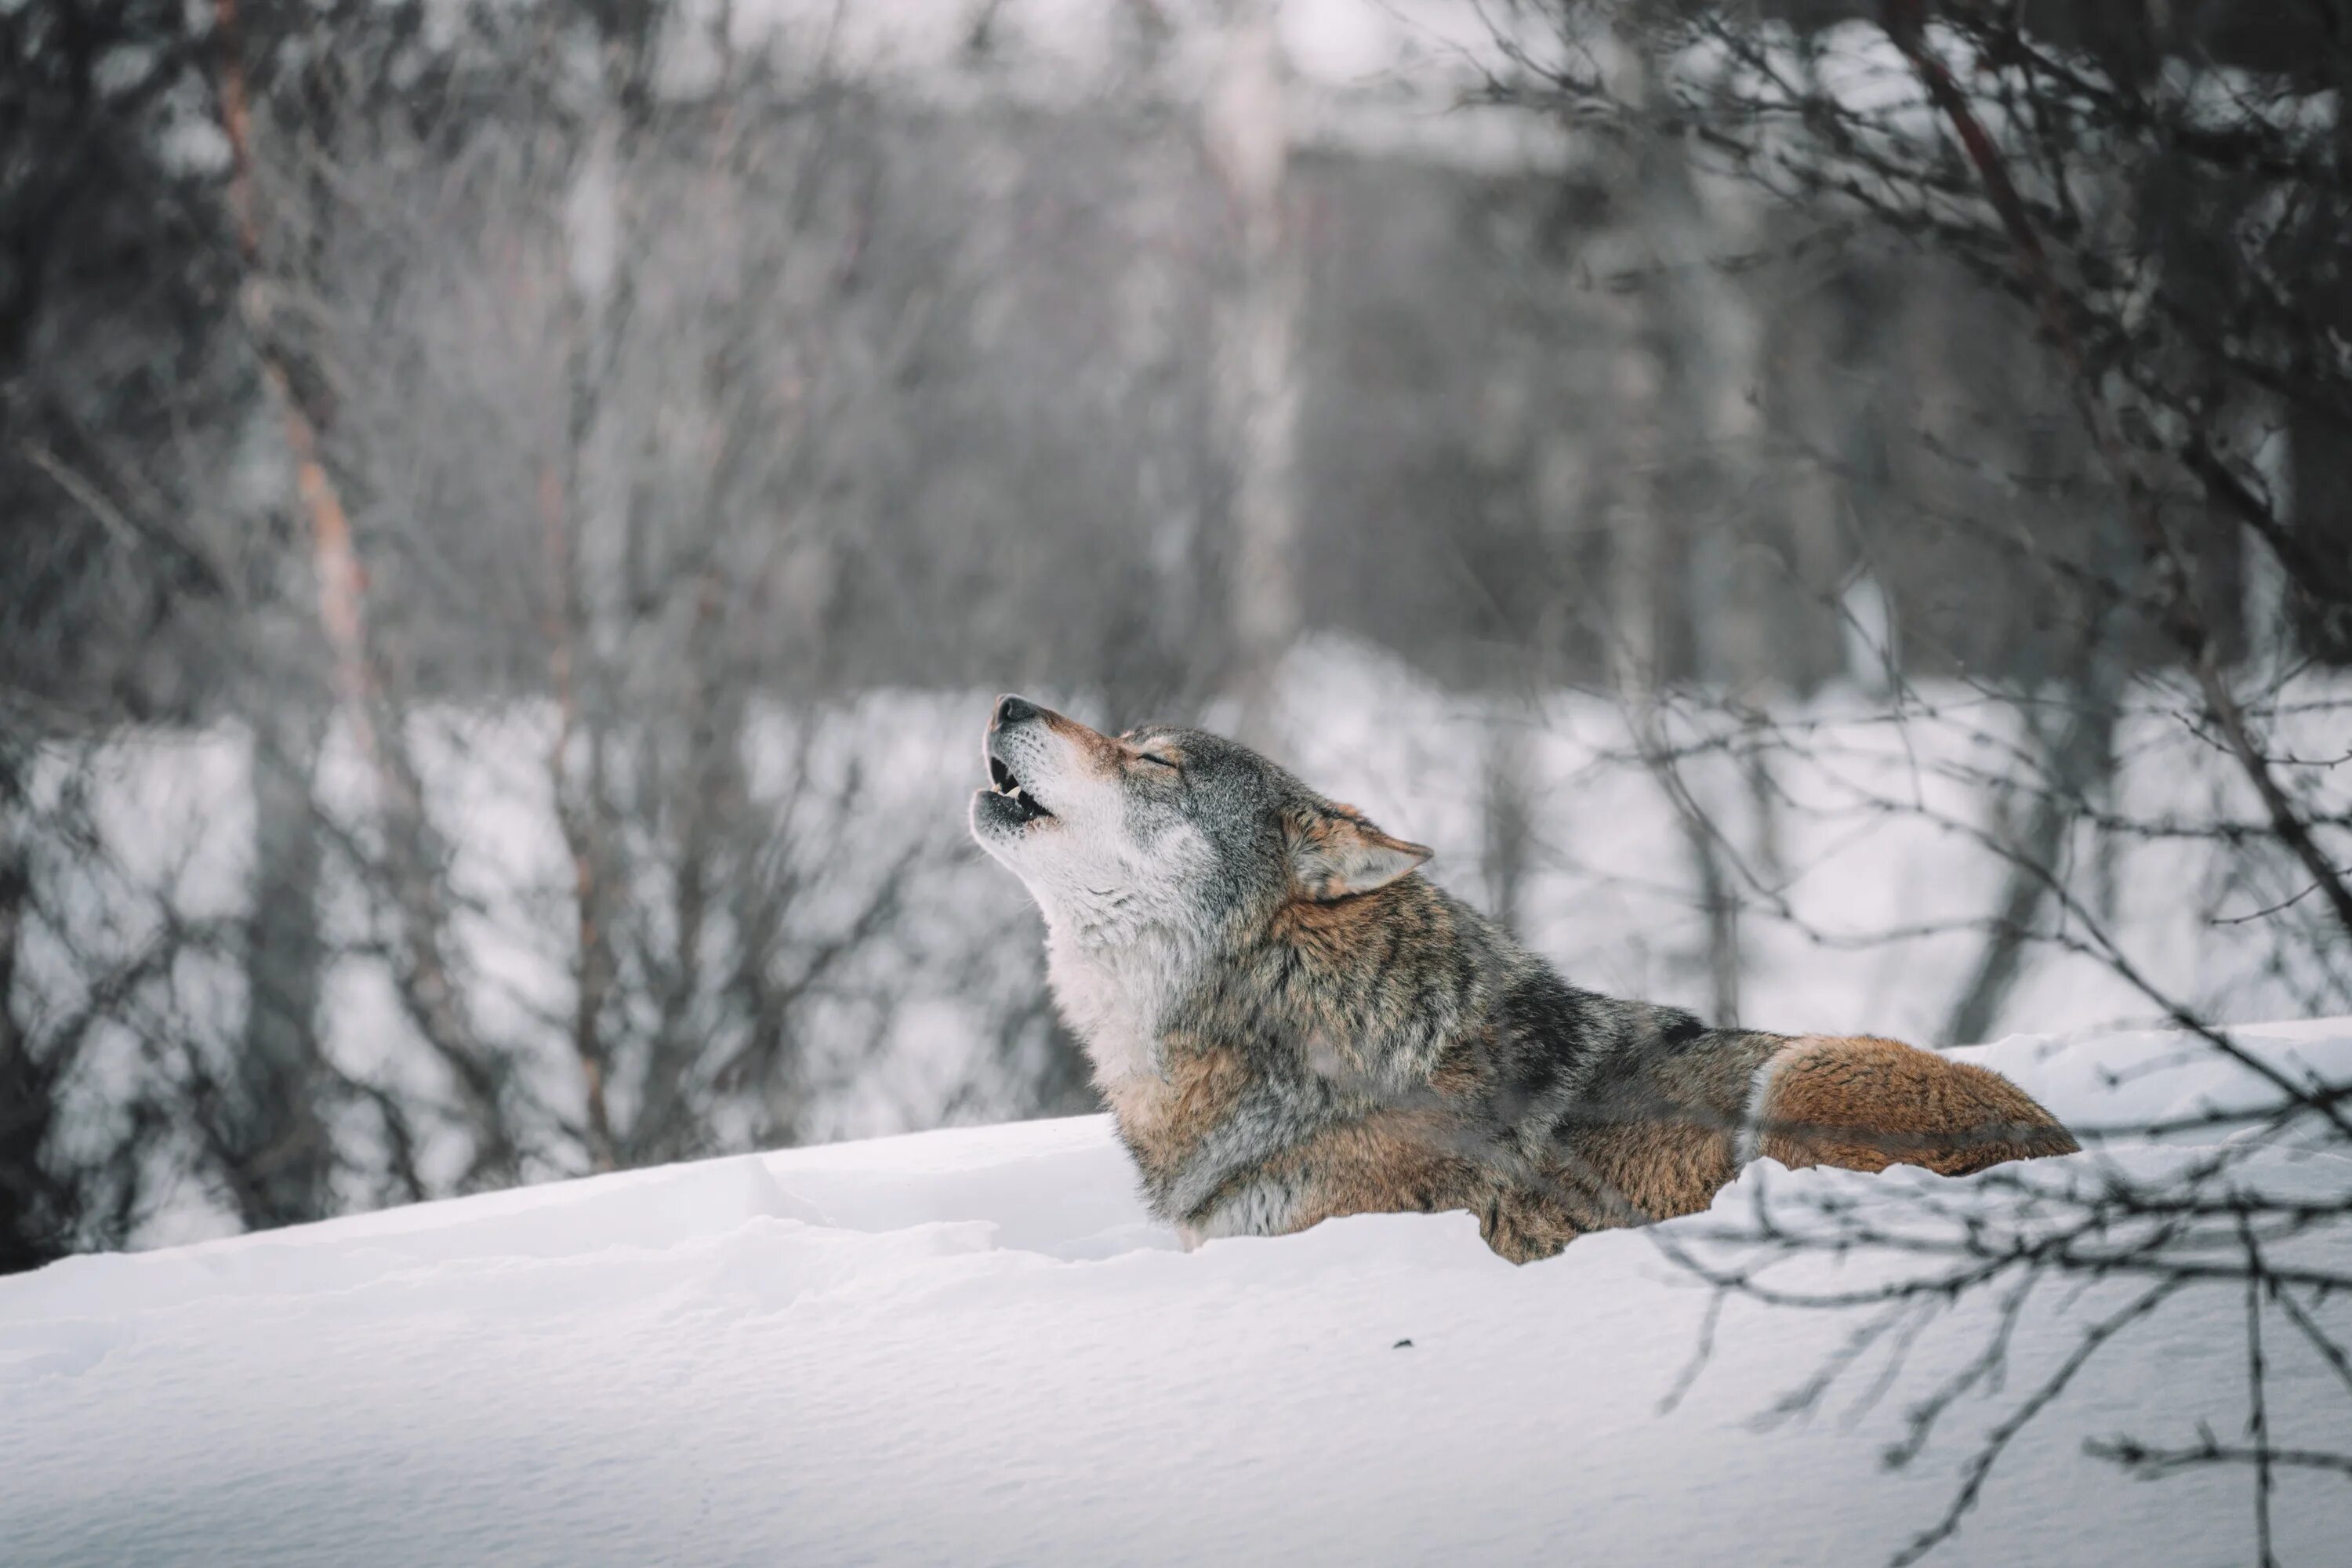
4;0;2348;1271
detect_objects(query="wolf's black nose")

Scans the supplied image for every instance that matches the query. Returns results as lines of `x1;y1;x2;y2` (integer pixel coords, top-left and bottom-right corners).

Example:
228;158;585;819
993;694;1040;729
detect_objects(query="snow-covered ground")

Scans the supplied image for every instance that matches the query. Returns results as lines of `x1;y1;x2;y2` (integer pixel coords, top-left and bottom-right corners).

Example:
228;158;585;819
5;1018;2349;1566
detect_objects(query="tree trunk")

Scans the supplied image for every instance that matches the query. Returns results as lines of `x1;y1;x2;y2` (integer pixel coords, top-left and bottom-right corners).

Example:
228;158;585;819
1596;33;1743;1027
224;699;332;1226
0;728;63;1275
1206;2;1301;750
213;0;515;1185
1944;653;2122;1047
1480;715;1534;936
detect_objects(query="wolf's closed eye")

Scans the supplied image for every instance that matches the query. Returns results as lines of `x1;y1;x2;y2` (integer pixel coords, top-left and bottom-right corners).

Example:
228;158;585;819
1138;753;1179;770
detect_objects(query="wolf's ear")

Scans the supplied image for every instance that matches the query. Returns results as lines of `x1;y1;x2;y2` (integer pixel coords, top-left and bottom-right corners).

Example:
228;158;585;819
1286;804;1431;901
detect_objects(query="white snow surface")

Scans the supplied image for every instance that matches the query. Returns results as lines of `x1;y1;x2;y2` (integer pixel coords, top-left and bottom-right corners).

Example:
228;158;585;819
7;1020;2352;1566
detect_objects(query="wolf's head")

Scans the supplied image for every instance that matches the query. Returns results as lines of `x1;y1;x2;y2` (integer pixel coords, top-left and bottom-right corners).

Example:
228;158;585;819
969;695;1431;948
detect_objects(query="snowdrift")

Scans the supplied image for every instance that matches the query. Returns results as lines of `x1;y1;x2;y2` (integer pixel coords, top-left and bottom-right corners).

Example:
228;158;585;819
5;1020;2350;1566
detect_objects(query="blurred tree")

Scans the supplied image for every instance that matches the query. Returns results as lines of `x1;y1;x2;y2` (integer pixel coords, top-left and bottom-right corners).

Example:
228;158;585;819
0;0;241;1267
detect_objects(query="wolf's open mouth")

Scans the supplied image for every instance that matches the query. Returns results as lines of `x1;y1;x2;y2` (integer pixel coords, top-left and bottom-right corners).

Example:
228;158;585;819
989;757;1054;822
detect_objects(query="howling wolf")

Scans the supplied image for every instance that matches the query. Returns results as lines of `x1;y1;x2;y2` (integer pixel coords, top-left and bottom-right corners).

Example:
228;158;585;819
970;695;2078;1261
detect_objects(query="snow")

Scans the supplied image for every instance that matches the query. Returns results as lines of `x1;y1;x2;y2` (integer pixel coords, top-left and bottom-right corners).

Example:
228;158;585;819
5;1018;2350;1565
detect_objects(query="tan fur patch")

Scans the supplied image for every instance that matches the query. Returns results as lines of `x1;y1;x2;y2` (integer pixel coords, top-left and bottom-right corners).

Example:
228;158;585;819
1544;1029;1782;1230
1266;1112;1489;1231
1269;884;1421;964
1476;1185;1585;1263
1575;1120;1744;1223
1102;1042;1253;1196
1484;1116;1751;1262
1037;708;1125;775
1755;1034;2081;1175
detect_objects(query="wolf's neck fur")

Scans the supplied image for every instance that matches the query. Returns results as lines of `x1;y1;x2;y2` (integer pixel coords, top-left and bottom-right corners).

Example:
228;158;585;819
1043;914;1211;1088
1045;877;1504;1101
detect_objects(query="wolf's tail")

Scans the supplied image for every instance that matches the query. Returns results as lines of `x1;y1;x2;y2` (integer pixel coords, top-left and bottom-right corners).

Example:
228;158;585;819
1737;1034;2080;1177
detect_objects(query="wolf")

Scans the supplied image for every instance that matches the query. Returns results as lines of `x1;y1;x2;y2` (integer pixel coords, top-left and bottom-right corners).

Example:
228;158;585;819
970;695;2079;1261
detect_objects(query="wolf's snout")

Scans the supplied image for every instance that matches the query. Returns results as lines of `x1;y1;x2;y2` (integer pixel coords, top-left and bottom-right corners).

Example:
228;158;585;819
979;695;1058;827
